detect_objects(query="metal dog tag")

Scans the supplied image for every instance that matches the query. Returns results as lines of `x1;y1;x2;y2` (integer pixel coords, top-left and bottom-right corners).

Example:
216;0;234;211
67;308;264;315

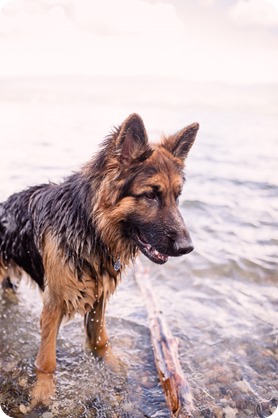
114;258;121;272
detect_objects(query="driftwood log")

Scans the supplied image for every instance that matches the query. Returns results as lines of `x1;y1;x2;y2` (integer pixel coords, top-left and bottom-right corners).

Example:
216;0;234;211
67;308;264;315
134;260;194;418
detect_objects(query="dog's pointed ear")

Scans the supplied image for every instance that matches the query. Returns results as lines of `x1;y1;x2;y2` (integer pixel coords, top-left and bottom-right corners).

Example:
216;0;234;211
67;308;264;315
163;122;199;162
115;113;149;162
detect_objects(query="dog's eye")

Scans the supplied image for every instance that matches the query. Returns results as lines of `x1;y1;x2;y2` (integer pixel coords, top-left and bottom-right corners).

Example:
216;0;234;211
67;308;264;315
145;191;156;200
176;191;182;205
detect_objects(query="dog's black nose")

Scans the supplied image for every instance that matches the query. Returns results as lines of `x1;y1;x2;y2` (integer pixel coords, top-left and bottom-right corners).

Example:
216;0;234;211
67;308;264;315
175;238;194;255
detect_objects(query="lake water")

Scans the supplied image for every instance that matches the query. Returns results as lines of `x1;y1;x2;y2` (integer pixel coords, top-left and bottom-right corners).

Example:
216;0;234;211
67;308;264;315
0;76;277;417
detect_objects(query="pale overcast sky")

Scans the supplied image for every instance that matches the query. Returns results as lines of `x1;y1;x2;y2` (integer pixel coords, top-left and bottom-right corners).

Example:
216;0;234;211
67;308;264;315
0;0;278;83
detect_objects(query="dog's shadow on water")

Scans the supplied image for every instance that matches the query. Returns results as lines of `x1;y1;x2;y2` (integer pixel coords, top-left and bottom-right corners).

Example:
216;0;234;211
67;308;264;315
0;282;168;418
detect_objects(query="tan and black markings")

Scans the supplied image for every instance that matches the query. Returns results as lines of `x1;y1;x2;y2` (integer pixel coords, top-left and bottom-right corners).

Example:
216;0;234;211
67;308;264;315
0;113;199;375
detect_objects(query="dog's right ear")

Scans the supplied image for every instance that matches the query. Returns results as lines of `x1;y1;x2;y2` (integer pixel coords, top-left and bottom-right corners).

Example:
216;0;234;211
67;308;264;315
163;122;199;162
115;113;149;163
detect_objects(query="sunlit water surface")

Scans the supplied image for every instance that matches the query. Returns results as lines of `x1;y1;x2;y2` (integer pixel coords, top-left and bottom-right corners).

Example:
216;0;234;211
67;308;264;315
0;77;277;417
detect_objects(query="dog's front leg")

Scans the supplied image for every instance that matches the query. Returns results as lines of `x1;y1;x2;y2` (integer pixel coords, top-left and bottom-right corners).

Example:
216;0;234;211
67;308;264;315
35;301;64;373
84;294;110;358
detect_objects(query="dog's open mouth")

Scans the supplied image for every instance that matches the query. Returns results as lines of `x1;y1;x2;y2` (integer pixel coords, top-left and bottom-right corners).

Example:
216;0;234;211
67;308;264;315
136;233;169;264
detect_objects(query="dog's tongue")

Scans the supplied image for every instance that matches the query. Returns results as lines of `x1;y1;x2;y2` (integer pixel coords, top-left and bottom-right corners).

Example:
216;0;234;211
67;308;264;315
145;243;168;263
137;234;169;264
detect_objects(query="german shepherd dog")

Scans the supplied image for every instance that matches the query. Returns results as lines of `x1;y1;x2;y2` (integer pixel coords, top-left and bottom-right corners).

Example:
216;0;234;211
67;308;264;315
0;114;199;375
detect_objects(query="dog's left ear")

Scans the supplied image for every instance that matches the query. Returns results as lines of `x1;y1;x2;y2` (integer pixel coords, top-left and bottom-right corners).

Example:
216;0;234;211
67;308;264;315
115;113;149;163
163;122;199;162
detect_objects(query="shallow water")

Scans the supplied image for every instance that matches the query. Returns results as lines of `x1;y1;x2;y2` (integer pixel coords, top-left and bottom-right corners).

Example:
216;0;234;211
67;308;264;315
0;280;168;418
0;76;277;417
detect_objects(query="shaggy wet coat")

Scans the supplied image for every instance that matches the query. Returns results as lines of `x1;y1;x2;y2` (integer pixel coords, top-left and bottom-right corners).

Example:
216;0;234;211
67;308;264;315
0;113;199;373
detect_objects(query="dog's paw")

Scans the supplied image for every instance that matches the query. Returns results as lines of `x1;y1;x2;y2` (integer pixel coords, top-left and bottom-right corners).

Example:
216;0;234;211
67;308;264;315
102;345;125;373
30;371;56;407
86;341;126;373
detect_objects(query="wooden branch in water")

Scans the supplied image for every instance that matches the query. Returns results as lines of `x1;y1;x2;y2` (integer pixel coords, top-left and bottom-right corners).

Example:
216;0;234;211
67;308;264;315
134;260;194;418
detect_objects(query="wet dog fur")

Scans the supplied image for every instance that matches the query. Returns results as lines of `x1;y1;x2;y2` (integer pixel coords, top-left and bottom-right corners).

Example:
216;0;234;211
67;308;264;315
0;113;199;373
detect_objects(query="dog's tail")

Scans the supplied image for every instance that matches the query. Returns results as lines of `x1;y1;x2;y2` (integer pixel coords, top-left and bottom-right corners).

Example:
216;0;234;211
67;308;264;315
0;203;18;292
0;203;4;252
0;203;7;284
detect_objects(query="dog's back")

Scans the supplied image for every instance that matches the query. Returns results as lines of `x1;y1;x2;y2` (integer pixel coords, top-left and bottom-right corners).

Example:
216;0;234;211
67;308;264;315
0;174;100;295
